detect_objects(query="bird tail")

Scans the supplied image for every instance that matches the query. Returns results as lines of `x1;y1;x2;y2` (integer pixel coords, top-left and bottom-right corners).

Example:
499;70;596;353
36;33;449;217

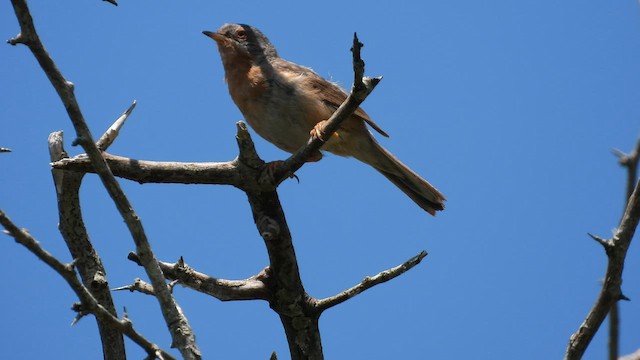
354;140;446;216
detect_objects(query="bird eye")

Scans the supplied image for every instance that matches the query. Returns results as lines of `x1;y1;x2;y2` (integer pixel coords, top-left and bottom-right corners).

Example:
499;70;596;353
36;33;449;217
236;29;247;41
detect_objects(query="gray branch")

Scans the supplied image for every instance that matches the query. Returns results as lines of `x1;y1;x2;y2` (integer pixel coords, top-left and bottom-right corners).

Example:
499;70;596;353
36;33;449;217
126;254;271;301
52;153;241;186
49;130;125;359
8;1;200;358
565;177;640;359
0;210;175;360
315;251;427;312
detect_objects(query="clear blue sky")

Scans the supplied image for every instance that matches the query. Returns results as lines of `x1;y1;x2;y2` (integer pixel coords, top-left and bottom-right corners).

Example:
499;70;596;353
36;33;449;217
1;1;639;359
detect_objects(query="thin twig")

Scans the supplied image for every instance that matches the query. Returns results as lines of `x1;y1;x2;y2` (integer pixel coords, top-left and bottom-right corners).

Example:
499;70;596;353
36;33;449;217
0;210;175;360
271;33;381;184
608;137;640;360
315;251;428;312
565;179;640;360
113;278;156;296
8;1;200;358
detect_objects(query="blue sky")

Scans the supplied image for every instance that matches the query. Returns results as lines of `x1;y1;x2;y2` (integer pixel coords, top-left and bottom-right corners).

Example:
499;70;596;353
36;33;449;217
1;1;639;359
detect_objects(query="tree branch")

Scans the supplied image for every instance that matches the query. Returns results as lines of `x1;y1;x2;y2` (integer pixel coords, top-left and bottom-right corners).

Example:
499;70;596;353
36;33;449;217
0;210;175;360
112;278;157;296
315;251;427;312
127;253;271;301
565;178;640;359
608;137;640;360
52;153;241;186
270;33;382;184
49;130;125;359
8;1;200;358
158;259;272;302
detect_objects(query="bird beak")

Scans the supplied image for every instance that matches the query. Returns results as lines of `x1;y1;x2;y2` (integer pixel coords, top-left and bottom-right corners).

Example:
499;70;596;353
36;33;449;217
202;30;226;44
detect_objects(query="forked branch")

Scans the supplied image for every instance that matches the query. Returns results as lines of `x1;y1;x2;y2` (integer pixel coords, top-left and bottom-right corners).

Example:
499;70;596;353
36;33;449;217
565;177;640;359
8;1;199;358
0;210;175;360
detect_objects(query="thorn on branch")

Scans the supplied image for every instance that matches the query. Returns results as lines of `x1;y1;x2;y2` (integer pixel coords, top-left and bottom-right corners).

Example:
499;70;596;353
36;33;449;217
588;233;613;253
112;278;156;296
70;302;89;326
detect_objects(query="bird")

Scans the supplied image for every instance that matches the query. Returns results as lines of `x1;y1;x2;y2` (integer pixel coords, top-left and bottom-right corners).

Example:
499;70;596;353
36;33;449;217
203;24;445;215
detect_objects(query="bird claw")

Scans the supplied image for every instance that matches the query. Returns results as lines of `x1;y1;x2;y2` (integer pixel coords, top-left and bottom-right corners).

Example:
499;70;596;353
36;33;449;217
310;120;329;142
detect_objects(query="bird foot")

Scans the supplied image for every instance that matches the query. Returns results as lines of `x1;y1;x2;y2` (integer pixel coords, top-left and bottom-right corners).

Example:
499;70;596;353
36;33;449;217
310;120;329;142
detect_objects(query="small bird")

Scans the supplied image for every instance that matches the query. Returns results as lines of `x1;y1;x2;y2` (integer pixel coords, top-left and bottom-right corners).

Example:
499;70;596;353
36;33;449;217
203;24;445;215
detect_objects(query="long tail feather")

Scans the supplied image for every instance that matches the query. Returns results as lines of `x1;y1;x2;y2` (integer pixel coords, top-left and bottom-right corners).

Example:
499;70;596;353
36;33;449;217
354;140;446;215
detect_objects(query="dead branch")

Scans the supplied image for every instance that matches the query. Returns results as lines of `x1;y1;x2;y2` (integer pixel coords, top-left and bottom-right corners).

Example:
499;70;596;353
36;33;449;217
565;177;640;359
52;153;241;186
0;210;175;360
315;251;427;312
49;130;125;359
608;137;640;360
8;1;200;358
113;278;157;296
127;253;271;301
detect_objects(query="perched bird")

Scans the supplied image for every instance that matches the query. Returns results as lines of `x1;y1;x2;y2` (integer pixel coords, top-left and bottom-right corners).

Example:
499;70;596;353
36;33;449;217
203;24;446;215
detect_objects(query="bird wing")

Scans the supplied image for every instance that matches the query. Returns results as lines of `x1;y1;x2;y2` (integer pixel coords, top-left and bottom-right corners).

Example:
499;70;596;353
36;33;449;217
280;61;389;138
314;78;390;138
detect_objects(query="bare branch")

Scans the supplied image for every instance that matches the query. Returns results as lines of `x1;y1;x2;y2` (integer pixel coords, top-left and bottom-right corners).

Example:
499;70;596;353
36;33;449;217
315;251;428;312
49;130;125;359
8;1;200;358
52;153;241;186
0;210;175;360
127;253;271;301
113;278;156;296
608;137;640;360
159;260;271;301
565;179;640;359
97;100;137;151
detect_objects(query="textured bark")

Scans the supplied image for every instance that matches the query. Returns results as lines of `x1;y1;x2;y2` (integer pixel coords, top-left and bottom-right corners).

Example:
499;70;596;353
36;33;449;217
49;131;126;360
